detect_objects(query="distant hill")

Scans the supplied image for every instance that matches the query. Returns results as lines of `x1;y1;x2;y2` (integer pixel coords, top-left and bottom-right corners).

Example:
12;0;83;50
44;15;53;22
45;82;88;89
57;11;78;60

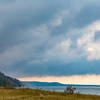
0;72;23;87
23;81;66;87
23;81;100;87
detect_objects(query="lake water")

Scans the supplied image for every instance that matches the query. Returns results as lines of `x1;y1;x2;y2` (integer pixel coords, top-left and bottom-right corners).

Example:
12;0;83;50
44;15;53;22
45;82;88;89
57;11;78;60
31;86;100;95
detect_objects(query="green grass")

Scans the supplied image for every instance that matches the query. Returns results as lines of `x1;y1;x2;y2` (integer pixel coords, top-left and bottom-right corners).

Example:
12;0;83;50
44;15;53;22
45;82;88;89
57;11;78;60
0;88;99;100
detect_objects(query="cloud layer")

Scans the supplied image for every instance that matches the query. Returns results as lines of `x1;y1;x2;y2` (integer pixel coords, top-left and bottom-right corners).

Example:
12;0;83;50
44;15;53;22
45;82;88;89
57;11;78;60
0;0;100;79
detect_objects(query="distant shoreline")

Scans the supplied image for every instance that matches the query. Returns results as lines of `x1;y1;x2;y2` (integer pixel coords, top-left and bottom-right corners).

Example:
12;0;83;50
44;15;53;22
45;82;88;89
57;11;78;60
23;81;100;87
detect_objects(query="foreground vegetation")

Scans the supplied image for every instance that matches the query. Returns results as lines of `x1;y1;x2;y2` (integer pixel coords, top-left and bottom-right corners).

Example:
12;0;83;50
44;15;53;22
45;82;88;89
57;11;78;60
0;88;100;100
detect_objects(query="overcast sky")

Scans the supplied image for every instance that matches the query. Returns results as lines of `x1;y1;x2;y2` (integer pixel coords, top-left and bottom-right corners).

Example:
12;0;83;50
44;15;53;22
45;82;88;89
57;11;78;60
0;0;100;84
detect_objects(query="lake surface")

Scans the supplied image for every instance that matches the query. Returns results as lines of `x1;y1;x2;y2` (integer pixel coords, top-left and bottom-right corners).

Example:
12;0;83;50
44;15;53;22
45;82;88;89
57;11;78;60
31;86;100;95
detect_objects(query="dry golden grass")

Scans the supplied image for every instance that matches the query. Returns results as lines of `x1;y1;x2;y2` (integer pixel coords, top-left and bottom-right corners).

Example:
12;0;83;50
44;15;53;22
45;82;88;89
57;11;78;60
0;88;99;100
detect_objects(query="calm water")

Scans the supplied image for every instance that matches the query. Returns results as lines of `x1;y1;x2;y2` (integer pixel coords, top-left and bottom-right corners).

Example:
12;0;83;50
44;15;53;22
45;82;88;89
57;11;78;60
31;86;100;95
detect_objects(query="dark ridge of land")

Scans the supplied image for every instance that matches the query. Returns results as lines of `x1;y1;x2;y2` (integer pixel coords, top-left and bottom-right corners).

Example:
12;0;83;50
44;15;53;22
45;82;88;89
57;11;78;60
0;72;23;87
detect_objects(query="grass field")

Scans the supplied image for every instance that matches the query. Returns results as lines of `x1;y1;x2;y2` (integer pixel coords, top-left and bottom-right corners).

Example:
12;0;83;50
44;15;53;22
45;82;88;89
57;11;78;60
0;88;100;100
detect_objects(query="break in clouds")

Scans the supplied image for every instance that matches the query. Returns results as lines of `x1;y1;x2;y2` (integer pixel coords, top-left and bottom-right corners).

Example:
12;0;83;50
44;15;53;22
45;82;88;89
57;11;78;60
0;0;100;77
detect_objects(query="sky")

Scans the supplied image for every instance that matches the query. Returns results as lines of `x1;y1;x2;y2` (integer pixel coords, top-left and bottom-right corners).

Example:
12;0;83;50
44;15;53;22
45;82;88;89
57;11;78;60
0;0;100;84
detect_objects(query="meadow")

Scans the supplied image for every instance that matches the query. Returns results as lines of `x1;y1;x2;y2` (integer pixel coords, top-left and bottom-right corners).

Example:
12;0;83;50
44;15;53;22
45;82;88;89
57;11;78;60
0;88;100;100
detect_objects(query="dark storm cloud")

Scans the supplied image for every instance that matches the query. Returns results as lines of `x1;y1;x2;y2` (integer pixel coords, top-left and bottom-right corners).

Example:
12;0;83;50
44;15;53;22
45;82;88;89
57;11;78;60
3;60;100;78
0;0;16;4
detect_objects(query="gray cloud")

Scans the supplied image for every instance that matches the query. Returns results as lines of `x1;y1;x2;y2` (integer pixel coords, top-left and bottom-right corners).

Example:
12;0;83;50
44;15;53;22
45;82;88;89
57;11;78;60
0;0;100;77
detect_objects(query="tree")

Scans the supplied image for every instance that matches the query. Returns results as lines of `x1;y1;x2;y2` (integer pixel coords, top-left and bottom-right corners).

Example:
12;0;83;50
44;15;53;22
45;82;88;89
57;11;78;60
65;86;76;94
